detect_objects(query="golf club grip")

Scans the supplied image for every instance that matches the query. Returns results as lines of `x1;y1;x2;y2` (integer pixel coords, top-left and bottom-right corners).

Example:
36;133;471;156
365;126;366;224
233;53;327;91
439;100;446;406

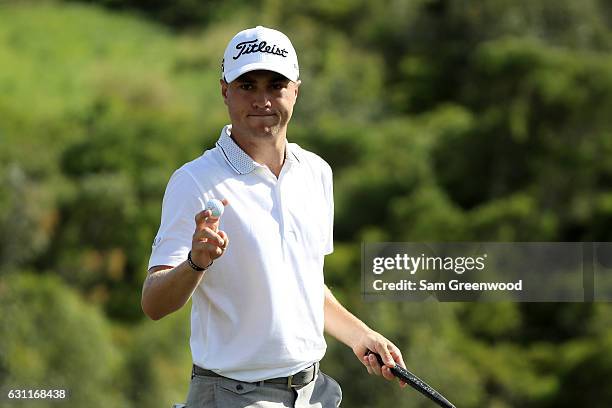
367;352;456;408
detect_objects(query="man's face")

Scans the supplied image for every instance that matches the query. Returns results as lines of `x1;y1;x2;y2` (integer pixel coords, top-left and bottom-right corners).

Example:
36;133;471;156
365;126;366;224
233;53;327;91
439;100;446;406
221;70;300;139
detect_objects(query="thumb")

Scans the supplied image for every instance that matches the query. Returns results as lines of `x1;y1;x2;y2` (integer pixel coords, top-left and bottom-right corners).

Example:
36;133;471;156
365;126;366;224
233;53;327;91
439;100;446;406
194;209;211;230
373;345;395;368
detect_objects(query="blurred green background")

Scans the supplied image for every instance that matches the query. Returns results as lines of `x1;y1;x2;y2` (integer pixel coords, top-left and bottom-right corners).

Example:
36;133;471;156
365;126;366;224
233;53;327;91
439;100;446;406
1;0;612;407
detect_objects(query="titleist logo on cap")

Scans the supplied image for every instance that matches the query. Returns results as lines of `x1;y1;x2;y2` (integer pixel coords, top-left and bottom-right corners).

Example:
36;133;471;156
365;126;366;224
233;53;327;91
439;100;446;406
233;39;289;60
222;26;299;82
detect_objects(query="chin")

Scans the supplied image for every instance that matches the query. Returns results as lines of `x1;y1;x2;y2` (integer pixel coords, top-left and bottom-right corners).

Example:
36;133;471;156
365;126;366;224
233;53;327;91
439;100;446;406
254;126;278;137
250;122;281;136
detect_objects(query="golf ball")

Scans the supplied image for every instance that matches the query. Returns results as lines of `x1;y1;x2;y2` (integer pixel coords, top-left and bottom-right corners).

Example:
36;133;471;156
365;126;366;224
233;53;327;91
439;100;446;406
205;199;224;218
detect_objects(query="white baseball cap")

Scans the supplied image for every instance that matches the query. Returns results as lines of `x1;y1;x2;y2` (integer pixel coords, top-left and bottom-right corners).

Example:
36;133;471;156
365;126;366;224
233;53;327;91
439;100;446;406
222;26;299;83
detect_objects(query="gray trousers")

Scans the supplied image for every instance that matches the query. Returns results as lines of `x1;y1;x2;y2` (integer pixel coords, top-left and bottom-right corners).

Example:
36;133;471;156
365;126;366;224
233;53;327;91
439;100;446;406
184;370;342;408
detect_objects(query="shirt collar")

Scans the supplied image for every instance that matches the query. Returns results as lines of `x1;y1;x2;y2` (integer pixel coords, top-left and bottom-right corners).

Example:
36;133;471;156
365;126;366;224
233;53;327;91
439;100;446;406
215;125;301;175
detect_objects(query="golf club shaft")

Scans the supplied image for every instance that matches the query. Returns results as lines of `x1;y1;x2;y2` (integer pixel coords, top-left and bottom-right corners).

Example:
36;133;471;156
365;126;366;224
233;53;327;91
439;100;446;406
367;351;456;408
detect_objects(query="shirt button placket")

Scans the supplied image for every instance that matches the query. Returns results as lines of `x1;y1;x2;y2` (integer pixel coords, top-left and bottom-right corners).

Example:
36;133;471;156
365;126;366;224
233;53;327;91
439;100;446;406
275;181;286;258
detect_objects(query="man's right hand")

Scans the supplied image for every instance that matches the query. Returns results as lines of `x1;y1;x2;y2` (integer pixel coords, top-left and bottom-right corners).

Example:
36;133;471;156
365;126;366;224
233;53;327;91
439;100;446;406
191;198;230;269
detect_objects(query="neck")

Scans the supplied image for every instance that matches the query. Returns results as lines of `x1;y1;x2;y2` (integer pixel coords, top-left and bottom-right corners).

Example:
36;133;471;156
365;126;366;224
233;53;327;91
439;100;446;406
230;127;287;177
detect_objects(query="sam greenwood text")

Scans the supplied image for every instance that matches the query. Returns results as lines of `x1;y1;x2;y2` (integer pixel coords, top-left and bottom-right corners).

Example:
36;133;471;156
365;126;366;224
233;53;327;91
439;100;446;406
372;279;523;291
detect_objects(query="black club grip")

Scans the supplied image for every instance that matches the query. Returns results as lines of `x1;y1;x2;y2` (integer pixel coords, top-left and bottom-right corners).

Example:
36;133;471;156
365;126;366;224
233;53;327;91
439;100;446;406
366;351;456;408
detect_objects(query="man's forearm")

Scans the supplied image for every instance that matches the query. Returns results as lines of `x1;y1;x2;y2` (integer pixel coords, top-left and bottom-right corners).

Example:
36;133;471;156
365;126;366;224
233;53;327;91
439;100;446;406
323;285;372;350
141;261;206;320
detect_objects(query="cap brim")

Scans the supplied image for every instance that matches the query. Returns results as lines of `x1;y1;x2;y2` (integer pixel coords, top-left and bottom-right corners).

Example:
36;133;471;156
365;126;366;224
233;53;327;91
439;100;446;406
224;62;298;83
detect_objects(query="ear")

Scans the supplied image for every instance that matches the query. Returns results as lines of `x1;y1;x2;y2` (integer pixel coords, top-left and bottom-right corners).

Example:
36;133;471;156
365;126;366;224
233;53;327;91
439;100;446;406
220;79;229;105
293;79;301;99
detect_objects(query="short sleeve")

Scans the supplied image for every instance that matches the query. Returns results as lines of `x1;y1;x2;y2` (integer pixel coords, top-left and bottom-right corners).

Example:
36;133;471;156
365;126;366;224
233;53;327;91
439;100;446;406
322;163;334;255
148;169;204;269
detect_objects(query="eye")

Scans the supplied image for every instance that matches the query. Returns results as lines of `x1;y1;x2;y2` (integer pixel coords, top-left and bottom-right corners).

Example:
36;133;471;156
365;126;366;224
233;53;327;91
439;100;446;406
239;83;254;90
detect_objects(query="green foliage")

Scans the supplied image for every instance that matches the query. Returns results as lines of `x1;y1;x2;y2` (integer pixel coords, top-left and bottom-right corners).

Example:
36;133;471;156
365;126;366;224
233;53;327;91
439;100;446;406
117;305;192;406
0;273;128;407
549;334;612;407
64;0;253;29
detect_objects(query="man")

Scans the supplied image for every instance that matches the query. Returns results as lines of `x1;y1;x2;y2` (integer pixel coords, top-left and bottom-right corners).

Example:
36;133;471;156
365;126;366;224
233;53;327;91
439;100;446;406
142;26;407;407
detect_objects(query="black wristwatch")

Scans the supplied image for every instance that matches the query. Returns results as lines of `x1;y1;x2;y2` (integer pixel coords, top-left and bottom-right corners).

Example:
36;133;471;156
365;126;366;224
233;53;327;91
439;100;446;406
187;251;212;272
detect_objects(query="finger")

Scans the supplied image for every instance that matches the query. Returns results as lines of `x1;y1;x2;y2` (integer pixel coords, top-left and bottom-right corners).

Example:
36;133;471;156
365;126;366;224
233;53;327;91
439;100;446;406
205;228;225;247
195;210;212;230
211;244;224;257
379;344;396;368
364;359;373;375
193;228;220;244
381;365;396;381
218;230;229;248
193;241;223;259
368;353;383;376
204;213;221;232
389;346;405;369
193;228;225;247
370;343;395;367
362;355;374;375
387;347;408;387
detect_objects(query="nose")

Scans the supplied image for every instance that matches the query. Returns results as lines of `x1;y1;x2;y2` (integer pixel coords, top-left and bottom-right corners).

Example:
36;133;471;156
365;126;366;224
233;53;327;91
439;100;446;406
252;90;272;109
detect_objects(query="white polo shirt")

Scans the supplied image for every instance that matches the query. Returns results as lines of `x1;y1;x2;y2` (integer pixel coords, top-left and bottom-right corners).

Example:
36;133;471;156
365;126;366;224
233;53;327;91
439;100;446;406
148;125;334;382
